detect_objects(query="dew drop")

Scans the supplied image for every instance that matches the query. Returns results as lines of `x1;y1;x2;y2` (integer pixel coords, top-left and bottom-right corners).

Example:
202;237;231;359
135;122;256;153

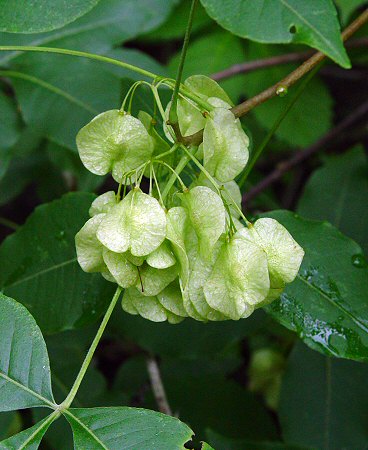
351;254;367;268
276;85;288;97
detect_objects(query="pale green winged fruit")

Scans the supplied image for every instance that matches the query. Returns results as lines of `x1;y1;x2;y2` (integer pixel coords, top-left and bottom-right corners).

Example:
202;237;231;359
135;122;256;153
89;191;117;217
179;186;226;259
75;213;115;283
146;241;176;269
96;188;166;256
204;231;270;320
75;213;107;273
203;107;249;182
164;75;233;141
186;239;228;321
166;206;190;286
157;281;187;319
122;287;185;324
191;173;242;219
76;110;154;182
102;248;138;289
239;218;304;304
135;263;178;297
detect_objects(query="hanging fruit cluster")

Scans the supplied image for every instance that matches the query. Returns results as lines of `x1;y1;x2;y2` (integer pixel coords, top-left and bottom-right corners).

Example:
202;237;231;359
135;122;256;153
75;75;304;323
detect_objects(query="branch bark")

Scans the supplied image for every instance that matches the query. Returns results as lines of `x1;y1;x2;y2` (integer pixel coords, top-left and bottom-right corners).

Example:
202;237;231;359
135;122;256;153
242;99;368;206
211;37;368;81
146;355;173;416
183;9;368;147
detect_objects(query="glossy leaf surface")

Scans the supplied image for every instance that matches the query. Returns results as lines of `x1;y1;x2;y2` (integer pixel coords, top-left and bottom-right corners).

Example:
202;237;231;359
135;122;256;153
200;0;350;67
0;193;114;334
264;210;368;361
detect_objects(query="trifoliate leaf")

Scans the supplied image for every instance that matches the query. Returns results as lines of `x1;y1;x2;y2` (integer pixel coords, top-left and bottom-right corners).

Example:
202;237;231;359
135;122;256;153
89;191;117;217
75;214;106;273
97;188;166;256
203;108;249;182
166;207;190;286
136;264;178;297
240;218;305;288
157;281;187;318
180;186;226;258
76;110;154;182
204;232;270;319
146;241;176;269
103;248;138;289
122;288;169;322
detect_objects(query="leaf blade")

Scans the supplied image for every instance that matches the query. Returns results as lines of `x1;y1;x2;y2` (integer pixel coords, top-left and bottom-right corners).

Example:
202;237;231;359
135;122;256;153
263;210;368;361
0;294;55;411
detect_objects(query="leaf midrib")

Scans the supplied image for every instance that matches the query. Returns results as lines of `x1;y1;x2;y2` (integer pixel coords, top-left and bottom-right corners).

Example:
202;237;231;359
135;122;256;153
65;410;108;449
4;257;77;290
0;371;55;408
297;274;368;334
280;0;339;59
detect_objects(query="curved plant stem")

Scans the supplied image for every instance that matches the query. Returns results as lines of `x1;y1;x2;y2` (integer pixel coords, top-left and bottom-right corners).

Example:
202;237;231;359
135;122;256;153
238;64;322;189
230;8;368;118
161;154;190;202
0;216;19;230
0;45;159;79
61;286;122;409
168;0;198;142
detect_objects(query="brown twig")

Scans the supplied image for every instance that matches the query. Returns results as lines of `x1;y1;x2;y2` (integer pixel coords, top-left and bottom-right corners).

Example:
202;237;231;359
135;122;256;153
146;355;173;416
211;37;368;81
183;9;368;146
242;99;368;206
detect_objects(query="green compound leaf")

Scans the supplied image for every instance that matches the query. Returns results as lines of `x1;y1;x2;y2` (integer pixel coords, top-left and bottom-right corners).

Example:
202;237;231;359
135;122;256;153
97;189;166;257
0;294;55;411
0;193;115;334
180;186;226;259
65;407;193;449
264;210;368;361
279;341;368;449
0;0;100;33
0;415;56;450
200;0;350;68
76;110;153;181
298;146;368;255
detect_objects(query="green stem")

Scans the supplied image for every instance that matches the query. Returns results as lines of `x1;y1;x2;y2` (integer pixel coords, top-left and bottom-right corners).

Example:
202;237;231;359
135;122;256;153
168;0;197;129
0;45;158;79
238;64;322;188
0;216;19;230
61;286;122;409
161;154;190;201
180;145;251;225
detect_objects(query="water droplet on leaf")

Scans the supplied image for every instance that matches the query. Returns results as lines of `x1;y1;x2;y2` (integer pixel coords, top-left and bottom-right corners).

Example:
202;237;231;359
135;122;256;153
351;254;367;268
